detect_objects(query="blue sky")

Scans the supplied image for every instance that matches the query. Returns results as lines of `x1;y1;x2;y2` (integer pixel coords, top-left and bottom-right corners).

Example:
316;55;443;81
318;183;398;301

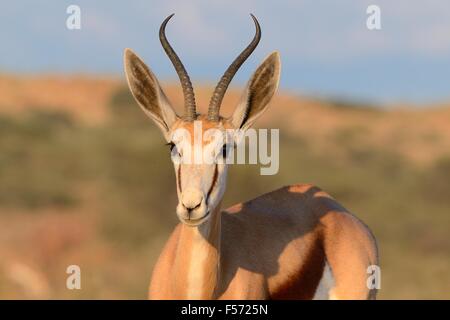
1;0;450;104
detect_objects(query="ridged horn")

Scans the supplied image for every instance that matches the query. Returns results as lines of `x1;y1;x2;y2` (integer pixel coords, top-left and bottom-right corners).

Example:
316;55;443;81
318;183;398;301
207;14;261;121
159;14;197;121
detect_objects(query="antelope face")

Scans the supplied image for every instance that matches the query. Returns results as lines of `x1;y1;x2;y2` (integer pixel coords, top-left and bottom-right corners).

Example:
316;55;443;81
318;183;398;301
169;117;231;226
124;14;280;227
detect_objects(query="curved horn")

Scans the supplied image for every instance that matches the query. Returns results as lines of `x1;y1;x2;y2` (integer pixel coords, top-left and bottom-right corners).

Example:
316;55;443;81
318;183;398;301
207;14;261;122
160;14;197;121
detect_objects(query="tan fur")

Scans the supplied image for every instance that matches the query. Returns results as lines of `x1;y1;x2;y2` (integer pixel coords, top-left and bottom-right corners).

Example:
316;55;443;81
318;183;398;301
124;46;377;300
149;184;378;300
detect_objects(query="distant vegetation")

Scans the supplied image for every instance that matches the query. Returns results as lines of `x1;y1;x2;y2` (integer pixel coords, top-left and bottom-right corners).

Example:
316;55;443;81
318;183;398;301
0;83;449;299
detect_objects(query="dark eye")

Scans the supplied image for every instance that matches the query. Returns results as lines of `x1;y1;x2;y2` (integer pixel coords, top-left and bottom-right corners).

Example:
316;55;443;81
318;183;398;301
167;142;183;159
166;142;176;152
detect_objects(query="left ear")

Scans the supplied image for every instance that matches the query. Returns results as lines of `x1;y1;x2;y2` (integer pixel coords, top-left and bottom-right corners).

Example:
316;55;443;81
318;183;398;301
230;51;281;130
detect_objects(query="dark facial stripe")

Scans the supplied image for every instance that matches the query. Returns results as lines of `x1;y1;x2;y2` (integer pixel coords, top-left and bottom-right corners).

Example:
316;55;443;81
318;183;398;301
177;165;182;193
206;164;218;206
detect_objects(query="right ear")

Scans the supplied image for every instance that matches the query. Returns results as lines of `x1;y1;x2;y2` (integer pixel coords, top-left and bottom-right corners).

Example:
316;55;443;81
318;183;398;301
229;52;281;131
124;48;178;140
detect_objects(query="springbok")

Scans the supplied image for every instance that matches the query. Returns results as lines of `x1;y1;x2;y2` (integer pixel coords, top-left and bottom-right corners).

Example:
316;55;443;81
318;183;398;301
123;14;378;300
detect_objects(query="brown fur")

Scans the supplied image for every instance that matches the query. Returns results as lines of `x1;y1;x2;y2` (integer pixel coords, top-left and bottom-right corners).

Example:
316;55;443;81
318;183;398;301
149;184;378;300
124;47;377;300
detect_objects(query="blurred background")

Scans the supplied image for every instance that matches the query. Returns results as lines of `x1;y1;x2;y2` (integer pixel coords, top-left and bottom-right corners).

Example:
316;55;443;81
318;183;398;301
0;0;449;299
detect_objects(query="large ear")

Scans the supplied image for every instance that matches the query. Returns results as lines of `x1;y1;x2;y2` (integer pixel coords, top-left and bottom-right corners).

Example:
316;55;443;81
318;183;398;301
124;48;178;140
230;51;281;130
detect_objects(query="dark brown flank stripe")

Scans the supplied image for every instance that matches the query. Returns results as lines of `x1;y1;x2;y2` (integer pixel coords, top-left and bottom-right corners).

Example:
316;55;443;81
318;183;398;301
206;165;218;206
270;233;326;300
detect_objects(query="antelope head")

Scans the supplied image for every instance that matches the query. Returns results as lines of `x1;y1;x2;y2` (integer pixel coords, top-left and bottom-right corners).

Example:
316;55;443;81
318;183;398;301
124;14;280;227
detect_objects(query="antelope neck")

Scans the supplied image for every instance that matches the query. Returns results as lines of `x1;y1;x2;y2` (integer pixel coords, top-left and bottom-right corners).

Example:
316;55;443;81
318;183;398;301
172;203;222;299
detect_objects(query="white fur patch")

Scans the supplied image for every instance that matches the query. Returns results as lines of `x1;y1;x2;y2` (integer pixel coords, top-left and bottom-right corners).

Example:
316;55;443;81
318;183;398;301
313;262;335;300
186;230;209;299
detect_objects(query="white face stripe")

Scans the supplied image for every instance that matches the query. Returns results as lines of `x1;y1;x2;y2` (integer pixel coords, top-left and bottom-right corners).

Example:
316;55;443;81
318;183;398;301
171;121;230;224
174;133;225;204
175;163;222;207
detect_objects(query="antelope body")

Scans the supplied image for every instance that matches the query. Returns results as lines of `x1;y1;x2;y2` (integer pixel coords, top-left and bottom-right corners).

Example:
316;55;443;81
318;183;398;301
124;14;378;300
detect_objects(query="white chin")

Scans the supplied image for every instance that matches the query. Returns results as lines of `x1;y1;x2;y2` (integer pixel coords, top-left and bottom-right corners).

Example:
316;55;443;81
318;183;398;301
179;210;210;227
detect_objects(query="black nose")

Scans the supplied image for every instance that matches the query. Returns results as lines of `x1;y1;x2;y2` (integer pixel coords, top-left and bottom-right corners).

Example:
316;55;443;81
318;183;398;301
185;202;201;212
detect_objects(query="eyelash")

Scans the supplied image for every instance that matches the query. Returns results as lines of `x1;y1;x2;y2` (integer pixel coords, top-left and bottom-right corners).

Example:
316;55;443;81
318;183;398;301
166;142;178;157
